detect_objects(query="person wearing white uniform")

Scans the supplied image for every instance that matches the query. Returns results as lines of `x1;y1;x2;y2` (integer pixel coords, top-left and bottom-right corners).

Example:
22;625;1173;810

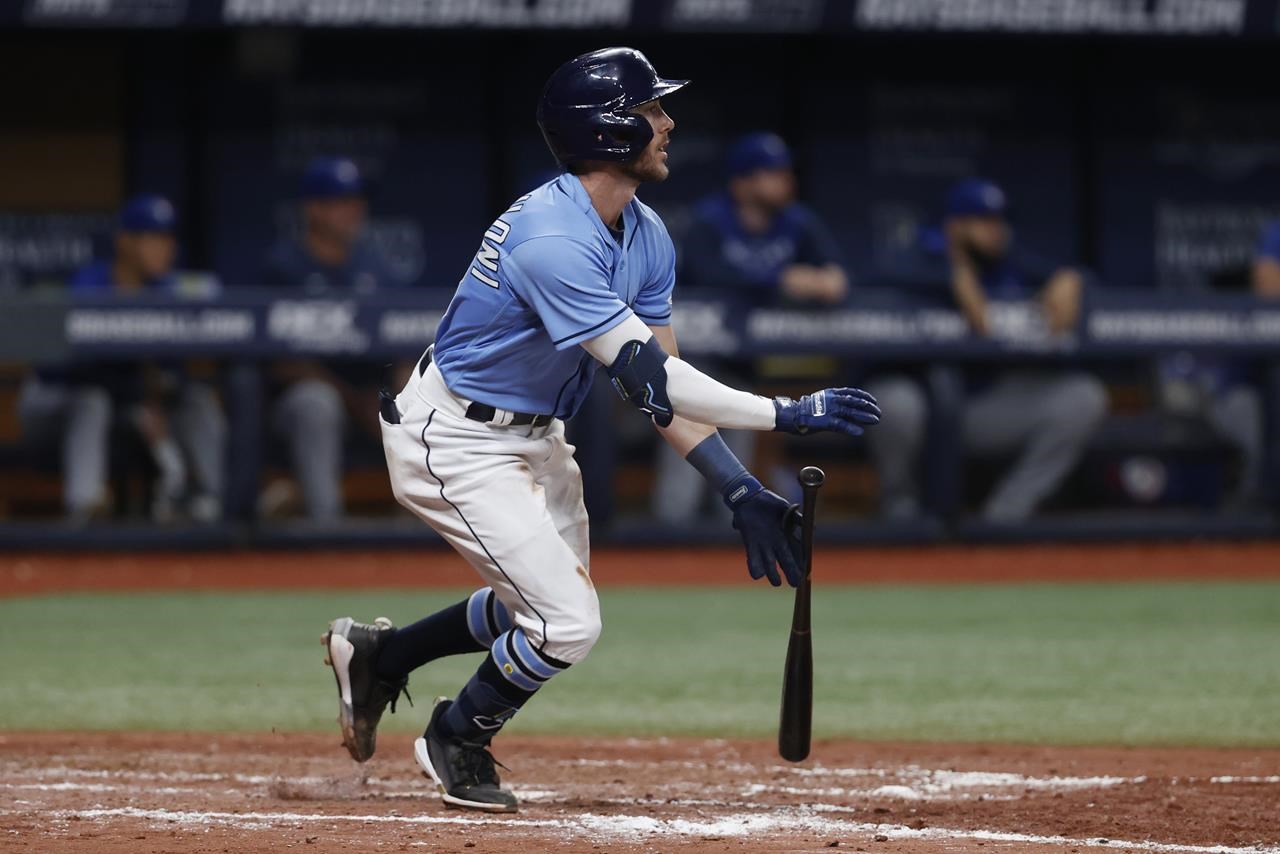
320;48;880;813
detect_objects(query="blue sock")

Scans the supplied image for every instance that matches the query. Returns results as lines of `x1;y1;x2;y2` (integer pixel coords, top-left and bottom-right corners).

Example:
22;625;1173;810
376;588;512;681
437;628;569;743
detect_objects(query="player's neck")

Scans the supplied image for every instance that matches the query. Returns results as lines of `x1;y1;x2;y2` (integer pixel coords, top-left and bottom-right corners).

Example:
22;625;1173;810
575;171;638;232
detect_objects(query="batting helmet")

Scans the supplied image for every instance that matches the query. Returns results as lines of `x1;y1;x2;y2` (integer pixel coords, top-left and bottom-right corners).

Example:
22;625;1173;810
537;47;689;166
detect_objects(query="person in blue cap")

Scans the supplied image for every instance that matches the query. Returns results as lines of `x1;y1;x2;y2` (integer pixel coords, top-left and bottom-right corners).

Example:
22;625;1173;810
257;157;400;521
263;157;395;293
19;194;226;522
680;131;848;304
865;178;1108;522
70;194;179;292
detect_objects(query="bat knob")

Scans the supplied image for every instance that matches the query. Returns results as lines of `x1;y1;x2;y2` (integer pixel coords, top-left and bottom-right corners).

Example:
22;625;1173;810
798;466;826;488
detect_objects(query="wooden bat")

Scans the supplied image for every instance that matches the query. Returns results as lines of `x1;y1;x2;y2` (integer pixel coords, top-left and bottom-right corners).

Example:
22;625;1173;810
779;465;824;762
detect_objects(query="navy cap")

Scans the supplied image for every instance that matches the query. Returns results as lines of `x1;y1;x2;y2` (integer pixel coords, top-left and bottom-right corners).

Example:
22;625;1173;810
301;157;364;200
945;178;1007;219
727;132;792;178
119;194;176;233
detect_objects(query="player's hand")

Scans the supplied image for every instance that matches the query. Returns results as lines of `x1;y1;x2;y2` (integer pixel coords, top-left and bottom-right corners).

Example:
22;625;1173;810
725;475;805;587
773;388;880;437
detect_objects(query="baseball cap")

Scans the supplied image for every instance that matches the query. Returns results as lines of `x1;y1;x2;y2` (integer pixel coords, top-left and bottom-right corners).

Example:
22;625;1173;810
119;194;177;233
727;132;792;178
301;157;364;200
945;178;1007;219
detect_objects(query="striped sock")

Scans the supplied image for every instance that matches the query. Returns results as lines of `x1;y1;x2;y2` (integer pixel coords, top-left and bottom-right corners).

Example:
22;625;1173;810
437;628;570;743
375;588;513;681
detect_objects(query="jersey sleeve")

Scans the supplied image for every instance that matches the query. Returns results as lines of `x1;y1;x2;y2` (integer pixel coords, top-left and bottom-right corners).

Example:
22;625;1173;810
633;228;676;326
504;236;634;351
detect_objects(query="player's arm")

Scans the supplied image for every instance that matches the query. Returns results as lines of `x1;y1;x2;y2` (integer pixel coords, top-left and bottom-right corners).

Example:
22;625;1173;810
945;221;990;336
646;323;715;454
579;313;880;436
645;323;800;588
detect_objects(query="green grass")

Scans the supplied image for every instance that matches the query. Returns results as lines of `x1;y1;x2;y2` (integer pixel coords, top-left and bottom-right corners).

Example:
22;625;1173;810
2;583;1278;746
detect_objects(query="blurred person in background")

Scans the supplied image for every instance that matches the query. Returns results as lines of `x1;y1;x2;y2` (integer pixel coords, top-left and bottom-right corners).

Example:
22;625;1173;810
257;157;402;521
1255;219;1280;296
658;132;847;522
680;132;847;303
18;194;226;522
1148;219;1280;512
867;178;1107;522
264;156;396;293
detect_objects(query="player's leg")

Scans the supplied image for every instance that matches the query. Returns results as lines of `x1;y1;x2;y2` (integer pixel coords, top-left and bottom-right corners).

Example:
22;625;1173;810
384;404;600;811
1206;384;1264;505
863;375;928;520
20;379;113;520
172;382;227;522
273;377;345;521
965;372;1107;522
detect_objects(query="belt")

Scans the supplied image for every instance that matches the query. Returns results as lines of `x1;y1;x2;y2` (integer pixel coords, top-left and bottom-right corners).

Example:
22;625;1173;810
417;347;554;428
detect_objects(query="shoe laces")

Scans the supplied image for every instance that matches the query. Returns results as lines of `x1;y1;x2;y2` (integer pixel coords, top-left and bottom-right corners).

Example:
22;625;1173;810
454;742;505;787
386;680;413;715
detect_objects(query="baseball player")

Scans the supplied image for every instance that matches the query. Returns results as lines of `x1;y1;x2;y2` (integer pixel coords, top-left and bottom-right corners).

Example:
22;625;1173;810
322;48;879;813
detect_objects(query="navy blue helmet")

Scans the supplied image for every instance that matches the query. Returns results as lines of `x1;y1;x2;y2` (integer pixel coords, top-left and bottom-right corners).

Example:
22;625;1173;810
537;47;689;166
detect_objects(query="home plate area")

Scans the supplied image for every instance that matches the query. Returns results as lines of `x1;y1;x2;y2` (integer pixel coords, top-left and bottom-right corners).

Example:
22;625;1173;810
2;733;1277;853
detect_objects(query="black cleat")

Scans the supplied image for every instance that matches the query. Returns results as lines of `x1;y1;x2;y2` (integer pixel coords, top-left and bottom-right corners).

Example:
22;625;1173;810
322;616;411;763
414;697;518;813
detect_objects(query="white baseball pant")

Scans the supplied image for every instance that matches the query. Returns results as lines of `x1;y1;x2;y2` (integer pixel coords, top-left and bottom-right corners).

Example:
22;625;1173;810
380;359;600;664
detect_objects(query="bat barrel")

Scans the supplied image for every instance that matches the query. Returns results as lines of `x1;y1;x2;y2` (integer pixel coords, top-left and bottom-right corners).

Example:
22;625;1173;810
779;465;824;763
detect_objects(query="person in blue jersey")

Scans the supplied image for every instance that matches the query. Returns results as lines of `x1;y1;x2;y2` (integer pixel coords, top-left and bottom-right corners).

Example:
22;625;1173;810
19;195;226;522
264;157;397;293
257;157;402;521
319;48;880;813
866;178;1107;522
682;131;847;305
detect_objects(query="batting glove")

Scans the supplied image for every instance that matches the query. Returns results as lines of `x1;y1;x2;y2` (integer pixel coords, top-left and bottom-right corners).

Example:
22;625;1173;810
773;387;880;437
726;474;805;588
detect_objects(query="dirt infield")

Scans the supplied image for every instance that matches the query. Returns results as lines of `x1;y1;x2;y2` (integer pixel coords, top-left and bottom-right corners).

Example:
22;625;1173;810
4;541;1280;598
1;732;1277;853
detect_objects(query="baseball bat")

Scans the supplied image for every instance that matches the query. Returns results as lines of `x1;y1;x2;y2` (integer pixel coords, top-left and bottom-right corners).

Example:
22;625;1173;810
778;465;824;762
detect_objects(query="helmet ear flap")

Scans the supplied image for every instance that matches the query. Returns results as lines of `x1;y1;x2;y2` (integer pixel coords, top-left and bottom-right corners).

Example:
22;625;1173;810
592;110;654;161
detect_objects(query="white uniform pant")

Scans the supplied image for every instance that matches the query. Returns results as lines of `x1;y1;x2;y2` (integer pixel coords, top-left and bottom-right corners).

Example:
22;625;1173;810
381;361;600;664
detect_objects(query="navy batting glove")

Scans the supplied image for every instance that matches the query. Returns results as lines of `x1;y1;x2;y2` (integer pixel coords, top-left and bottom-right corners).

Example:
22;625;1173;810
726;474;805;588
773;387;880;437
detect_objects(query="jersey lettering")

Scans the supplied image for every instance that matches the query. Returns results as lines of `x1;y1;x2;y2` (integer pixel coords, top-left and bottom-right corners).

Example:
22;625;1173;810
469;215;516;289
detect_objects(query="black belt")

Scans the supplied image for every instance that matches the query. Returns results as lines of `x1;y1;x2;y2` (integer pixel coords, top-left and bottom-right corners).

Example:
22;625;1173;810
417;347;553;428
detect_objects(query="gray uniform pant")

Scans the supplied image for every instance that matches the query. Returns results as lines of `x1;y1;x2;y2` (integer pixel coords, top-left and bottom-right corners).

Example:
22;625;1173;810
271;378;345;521
1206;385;1264;502
18;378;227;516
865;371;1107;522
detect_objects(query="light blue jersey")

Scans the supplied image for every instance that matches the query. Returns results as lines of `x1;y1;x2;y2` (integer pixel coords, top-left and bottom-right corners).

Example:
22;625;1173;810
432;173;675;419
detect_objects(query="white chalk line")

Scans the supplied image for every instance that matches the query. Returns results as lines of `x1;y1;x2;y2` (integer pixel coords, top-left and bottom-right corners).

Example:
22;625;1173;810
9;805;1279;854
11;762;1275;807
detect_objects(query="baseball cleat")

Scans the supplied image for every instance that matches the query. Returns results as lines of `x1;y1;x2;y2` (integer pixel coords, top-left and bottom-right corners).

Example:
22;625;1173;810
415;697;518;813
322;616;411;763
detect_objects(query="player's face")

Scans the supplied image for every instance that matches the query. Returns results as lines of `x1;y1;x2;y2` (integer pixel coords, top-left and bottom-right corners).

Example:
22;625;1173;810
965;216;1010;259
118;232;177;282
306;197;368;245
624;99;675;183
733;167;796;212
